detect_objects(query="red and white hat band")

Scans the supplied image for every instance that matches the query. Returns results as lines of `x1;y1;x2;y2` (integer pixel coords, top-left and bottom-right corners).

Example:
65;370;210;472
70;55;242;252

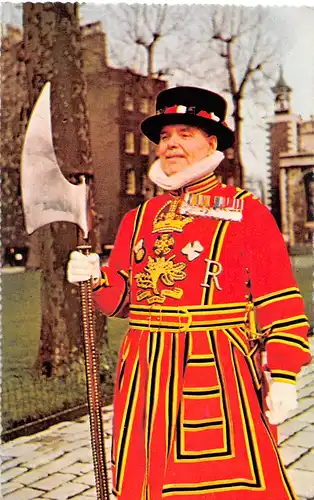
157;104;221;122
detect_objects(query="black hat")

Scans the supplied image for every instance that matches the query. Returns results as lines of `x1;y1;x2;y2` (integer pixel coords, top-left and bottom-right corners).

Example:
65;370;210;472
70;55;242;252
141;86;234;151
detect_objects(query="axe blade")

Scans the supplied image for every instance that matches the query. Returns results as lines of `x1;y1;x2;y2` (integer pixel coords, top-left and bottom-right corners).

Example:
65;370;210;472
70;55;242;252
21;82;89;238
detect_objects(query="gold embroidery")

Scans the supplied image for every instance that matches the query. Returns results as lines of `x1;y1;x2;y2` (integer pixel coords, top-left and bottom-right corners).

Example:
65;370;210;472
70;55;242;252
135;201;190;304
137;288;184;305
153;200;193;233
133;238;146;263
154;234;175;256
135;255;186;303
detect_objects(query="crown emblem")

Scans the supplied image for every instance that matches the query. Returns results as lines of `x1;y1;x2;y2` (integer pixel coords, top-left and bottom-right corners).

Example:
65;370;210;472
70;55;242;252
153;200;193;233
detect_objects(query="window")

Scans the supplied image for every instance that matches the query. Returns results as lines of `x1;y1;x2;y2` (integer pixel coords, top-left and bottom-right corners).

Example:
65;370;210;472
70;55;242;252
304;172;314;222
125;132;135;153
140;136;149;155
141;173;155;198
225;148;234;160
124;94;134;111
141;173;149;195
275;93;288;113
126;165;136;195
139;97;149;114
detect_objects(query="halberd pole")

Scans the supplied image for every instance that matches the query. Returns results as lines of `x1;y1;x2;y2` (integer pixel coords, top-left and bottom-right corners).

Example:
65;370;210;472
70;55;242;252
77;241;110;500
21;82;111;499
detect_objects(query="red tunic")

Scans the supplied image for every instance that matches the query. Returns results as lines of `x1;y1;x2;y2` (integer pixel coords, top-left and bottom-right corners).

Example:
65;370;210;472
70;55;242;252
93;173;311;499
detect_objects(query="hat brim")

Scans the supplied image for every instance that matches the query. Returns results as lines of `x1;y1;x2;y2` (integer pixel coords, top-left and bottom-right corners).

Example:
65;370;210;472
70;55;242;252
141;114;234;151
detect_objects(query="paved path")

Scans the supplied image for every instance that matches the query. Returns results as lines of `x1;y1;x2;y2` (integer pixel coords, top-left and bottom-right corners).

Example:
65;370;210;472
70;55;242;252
2;341;314;500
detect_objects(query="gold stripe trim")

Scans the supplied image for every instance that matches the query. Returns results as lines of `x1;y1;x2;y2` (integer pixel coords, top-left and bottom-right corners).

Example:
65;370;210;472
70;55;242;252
262;316;309;333
129;201;149;287
130;302;246;311
271;369;297;376
115;357;140;494
254;287;300;303
267;338;310;353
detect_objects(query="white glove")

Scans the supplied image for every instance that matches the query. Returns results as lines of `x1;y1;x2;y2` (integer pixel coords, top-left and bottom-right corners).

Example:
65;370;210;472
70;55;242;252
265;381;298;425
67;251;100;285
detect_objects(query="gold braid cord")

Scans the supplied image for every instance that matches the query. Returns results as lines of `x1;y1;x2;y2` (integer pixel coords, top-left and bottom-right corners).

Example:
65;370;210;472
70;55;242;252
78;245;110;500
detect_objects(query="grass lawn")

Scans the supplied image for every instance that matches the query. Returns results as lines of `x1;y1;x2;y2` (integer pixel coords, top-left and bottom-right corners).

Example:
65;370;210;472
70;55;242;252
2;271;127;379
2;270;127;433
291;254;313;327
2;254;312;433
2;270;41;377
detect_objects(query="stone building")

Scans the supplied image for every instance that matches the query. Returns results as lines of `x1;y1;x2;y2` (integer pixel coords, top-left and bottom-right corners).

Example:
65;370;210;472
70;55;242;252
80;22;167;246
267;68;314;247
0;23;166;261
1;21;236;261
52;22;236;247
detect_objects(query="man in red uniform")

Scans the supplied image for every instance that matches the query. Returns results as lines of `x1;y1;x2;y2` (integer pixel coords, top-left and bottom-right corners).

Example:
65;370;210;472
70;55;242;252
67;86;311;499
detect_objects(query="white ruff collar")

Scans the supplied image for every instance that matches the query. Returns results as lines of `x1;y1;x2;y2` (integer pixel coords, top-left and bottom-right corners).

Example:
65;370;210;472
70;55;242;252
148;151;224;191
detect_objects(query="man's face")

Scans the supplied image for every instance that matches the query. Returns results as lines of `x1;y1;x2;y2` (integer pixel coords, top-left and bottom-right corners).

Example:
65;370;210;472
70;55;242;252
157;124;217;176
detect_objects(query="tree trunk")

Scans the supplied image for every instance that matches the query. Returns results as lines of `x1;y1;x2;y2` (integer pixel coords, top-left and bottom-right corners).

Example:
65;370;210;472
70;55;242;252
23;2;105;376
147;44;154;78
145;70;159;199
232;97;245;188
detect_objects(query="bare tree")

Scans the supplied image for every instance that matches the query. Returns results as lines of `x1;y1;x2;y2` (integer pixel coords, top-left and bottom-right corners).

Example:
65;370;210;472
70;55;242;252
103;4;189;78
189;5;282;187
100;5;283;188
98;4;189;198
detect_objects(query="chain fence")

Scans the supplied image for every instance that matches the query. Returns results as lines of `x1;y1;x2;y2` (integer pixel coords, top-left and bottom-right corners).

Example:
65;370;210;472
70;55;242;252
1;346;117;442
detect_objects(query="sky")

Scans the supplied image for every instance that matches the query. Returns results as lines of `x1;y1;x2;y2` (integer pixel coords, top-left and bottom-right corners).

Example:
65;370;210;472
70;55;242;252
1;1;314;182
